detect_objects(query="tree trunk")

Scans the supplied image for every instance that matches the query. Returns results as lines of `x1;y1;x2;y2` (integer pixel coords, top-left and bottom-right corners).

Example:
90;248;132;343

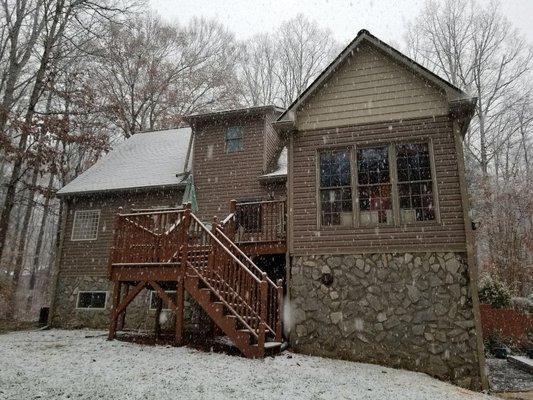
6;167;39;320
0;0;67;263
25;170;55;313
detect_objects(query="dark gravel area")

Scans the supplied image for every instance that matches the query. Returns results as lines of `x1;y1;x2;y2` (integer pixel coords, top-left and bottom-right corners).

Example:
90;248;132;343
486;358;533;392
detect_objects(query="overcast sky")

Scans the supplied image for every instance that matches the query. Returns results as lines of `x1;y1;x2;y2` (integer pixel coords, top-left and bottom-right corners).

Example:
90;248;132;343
149;0;533;49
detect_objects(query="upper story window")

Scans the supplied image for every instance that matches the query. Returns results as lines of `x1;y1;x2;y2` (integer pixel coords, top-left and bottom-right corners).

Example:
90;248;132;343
318;142;436;227
226;126;243;153
71;210;100;241
396;143;435;222
357;146;393;226
319;149;353;226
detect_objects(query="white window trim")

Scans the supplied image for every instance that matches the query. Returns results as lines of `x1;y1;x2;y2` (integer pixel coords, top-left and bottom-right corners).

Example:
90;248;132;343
71;209;100;241
149;290;176;311
75;291;108;310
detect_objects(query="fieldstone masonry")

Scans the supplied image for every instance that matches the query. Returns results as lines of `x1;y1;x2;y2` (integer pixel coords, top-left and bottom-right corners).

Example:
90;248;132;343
52;275;209;332
290;252;483;390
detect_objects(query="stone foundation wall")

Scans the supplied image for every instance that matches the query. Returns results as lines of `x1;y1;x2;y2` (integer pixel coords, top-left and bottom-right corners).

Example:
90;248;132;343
290;252;483;389
51;275;209;332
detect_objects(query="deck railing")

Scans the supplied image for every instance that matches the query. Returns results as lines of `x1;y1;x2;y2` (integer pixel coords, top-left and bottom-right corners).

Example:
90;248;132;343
109;209;185;269
108;203;284;343
222;199;286;245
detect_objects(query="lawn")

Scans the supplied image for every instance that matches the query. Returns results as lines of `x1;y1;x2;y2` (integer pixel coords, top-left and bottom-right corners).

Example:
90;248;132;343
0;329;496;400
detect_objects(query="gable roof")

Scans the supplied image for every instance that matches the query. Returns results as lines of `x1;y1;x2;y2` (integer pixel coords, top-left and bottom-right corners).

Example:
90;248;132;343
57;128;192;196
276;29;470;125
185;105;284;125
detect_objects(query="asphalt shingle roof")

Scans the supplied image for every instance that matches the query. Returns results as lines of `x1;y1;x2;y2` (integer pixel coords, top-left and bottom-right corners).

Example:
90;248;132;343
58;128;192;196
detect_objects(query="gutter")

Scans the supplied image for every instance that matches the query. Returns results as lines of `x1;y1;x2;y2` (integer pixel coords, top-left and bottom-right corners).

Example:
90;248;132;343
56;182;187;199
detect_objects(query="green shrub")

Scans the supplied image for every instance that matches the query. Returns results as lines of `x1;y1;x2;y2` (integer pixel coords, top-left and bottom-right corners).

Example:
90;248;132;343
478;275;512;308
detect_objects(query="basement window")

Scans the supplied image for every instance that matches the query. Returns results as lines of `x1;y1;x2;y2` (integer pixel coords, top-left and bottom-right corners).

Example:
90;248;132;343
226;126;244;153
71;210;100;241
76;291;107;309
149;290;177;310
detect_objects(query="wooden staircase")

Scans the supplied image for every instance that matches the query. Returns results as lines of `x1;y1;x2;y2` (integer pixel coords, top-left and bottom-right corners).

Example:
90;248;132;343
107;203;284;358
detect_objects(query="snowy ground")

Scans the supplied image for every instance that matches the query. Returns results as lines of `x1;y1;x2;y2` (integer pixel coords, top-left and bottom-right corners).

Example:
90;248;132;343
486;358;533;392
0;329;497;400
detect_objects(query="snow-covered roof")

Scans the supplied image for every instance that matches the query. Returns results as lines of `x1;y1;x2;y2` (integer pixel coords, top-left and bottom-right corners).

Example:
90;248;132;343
58;128;192;196
260;147;287;181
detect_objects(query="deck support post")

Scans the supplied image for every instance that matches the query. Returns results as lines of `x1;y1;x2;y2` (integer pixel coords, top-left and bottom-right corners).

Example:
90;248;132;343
257;273;268;357
228;199;237;241
108;281;122;340
275;279;283;342
175;276;185;345
154;295;163;339
117;283;129;331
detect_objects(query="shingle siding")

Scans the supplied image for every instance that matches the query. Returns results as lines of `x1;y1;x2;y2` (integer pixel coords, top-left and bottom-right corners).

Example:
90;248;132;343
290;115;466;255
296;43;449;131
192;111;286;221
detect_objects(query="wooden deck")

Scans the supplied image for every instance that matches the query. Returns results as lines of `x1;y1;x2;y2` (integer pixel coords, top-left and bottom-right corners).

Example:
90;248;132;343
106;201;286;358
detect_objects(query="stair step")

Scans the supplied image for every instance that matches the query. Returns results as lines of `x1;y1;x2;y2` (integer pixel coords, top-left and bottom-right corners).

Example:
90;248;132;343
225;314;258;321
264;341;282;349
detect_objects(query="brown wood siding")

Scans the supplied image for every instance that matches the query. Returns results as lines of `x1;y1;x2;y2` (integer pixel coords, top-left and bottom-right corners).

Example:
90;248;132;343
263;112;282;171
290;115;467;255
192;112;286;221
59;188;183;277
296;43;449;131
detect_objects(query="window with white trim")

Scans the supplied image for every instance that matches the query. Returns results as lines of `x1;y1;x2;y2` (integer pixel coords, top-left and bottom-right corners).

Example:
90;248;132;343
76;291;107;309
71;210;100;240
149;290;177;310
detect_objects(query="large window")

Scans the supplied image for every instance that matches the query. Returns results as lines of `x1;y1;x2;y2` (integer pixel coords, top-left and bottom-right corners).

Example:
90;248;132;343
357;146;393;226
318;142;436;227
76;291;107;309
71;210;100;241
396;143;435;222
319;149;353;226
226;126;243;153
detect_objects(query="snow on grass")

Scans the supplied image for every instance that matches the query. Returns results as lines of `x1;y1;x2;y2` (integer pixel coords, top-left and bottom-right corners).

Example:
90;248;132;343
0;329;495;400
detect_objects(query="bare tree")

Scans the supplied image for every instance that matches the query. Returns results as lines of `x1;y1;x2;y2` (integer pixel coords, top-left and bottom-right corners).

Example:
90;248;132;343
275;14;338;107
94;16;241;138
239;34;280;106
407;0;533;295
238;14;339;108
406;0;533;176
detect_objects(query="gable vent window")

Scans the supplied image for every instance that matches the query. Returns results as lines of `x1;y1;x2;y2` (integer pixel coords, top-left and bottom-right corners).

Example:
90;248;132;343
71;210;100;241
76;291;107;309
396;143;435;222
226;126;243;153
319;149;353;226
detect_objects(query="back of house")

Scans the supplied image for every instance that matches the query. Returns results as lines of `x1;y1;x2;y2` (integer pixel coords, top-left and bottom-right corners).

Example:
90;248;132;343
51;30;486;390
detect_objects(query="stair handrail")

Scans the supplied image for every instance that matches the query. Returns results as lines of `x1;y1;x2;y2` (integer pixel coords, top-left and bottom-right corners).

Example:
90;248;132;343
189;213;261;284
214;226;279;289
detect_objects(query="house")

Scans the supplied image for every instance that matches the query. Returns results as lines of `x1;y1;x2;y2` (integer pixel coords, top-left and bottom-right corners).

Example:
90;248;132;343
50;30;487;390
